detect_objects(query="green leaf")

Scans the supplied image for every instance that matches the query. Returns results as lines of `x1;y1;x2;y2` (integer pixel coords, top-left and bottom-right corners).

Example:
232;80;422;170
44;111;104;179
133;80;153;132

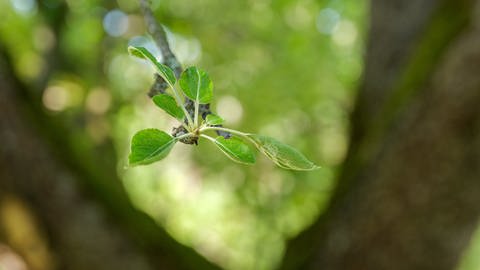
128;46;176;86
179;66;213;104
205;113;224;125
247;134;319;171
211;136;256;165
152;94;185;120
129;129;176;166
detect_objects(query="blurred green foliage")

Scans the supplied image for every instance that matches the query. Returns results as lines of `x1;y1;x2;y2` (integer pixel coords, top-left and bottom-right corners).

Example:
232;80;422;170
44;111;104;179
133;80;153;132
1;0;366;269
458;225;480;270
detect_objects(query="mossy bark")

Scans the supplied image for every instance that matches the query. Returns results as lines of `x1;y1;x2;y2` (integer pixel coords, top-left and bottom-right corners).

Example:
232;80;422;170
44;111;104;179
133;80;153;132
282;0;480;269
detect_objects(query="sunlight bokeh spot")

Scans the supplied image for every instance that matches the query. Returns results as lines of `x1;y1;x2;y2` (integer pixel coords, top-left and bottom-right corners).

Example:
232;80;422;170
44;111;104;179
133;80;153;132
103;9;129;37
332;20;358;47
85;87;112;115
216;96;244;125
316;8;340;34
174;36;202;65
42;86;69;112
33;26;56;52
9;0;37;16
42;81;84;112
284;2;313;30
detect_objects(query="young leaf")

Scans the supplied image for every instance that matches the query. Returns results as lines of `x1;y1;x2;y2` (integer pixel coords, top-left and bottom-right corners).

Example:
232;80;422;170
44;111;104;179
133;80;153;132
210;136;256;165
128;46;176;86
247;134;319;171
129;129;176;166
205;113;224;125
152;94;185;120
179;66;213;104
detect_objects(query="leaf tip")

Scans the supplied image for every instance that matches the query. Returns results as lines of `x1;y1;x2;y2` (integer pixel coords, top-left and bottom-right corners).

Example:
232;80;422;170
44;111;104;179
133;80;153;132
299;164;321;171
205;113;224;125
128;46;145;59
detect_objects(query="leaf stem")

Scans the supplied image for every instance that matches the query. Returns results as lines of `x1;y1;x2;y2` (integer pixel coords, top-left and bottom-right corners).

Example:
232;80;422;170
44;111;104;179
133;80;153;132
175;132;194;141
200;126;249;138
165;81;194;130
201;126;262;147
199;134;215;142
194;101;199;127
194;68;201;128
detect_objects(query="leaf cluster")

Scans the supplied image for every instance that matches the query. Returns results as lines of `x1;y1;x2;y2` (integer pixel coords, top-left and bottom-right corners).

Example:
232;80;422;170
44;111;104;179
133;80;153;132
128;46;319;171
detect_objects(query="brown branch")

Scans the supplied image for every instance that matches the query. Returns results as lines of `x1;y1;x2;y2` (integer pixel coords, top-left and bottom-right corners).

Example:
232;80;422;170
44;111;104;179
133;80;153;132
139;0;182;79
138;0;230;142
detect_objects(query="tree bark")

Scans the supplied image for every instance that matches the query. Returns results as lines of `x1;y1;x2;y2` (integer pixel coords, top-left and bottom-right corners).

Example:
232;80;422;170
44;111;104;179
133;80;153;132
0;48;218;270
282;0;480;269
3;0;480;269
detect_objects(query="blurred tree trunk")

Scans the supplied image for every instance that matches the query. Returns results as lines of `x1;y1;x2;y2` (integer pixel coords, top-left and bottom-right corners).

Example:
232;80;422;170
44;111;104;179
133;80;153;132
3;0;480;269
282;0;480;269
0;48;218;270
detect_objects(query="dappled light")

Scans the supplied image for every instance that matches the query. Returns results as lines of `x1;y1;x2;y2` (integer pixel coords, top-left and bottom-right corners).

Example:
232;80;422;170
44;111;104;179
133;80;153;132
216;96;244;126
10;0;37;16
103;9;129;37
316;8;340;34
1;0;362;268
0;245;28;270
85;87;112;115
2;0;479;270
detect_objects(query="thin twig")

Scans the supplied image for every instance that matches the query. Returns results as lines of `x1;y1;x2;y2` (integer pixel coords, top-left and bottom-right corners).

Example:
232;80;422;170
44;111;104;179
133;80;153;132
138;0;229;142
139;0;181;78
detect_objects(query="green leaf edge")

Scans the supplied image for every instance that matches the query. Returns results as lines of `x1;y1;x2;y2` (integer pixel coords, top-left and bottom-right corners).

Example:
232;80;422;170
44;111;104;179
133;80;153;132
128;129;177;166
212;136;256;165
205;113;224;125
152;94;185;120
247;134;320;171
128;46;177;86
179;66;213;104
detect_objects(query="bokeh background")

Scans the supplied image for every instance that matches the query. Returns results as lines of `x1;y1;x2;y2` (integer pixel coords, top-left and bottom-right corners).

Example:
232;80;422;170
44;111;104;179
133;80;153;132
1;0;480;270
